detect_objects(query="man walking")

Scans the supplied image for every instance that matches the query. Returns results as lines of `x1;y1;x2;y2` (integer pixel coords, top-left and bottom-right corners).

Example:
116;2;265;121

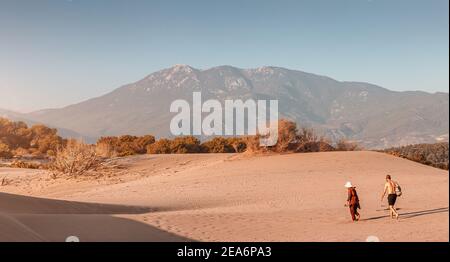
381;175;400;219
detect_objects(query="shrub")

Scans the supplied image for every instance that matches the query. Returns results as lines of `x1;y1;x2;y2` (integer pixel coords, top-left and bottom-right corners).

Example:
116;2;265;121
50;140;102;177
95;140;117;158
201;137;236;153
13;147;30;157
297;141;335;153
147;136;203;154
96;134;155;157
30;125;66;155
274;119;299;152
382;142;449;170
116;135;139;156
243;135;264;154
0;142;12;159
96;136;120;157
0;117;65;158
0;118;32;150
294;127;329;152
245;119;337;154
134;135;156;153
170;136;202;153
201;137;247;153
10;160;42;169
147;138;173;154
335;139;360;151
228;137;247;153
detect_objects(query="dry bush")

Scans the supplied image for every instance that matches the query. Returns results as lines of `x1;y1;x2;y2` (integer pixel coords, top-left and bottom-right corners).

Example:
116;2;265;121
201;137;238;153
274;119;299;152
295;127;330;152
95;140;118;158
0;118;31;150
244;119;298;154
228;137;247;153
319;140;336;152
10;160;42;169
30;125;66;155
297;141;335;153
242;135;266;154
0;117;65;159
147;136;205;154
13;147;30;157
50;140;102;178
147;136;247;154
245;119;335;154
147;139;173;154
96;136;121;157
297;127;319;145
96;135;155;157
382;142;448;170
170;136;202;153
134;135;156;153
335;139;360;151
0;142;12;159
115;135;139;156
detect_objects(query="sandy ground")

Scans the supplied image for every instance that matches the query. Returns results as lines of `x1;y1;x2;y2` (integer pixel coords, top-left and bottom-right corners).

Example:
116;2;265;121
0;152;448;242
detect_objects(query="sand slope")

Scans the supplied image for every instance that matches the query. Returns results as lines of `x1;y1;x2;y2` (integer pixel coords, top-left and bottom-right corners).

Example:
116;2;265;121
0;152;448;242
0;192;192;242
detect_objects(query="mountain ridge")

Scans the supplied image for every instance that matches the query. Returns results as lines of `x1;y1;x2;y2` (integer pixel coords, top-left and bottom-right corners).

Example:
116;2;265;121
21;65;449;113
2;65;448;149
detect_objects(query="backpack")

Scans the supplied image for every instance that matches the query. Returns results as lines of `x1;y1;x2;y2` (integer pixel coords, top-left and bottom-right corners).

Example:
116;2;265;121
396;183;402;197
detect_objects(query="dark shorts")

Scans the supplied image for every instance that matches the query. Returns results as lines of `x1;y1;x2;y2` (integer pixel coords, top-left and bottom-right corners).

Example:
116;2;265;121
388;194;397;206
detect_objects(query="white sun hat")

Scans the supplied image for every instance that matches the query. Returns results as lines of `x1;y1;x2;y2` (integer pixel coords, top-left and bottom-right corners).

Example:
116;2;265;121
344;181;354;188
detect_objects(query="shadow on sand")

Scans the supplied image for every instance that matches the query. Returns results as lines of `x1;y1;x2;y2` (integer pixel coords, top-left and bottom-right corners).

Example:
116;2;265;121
0;192;194;242
363;207;449;221
0;192;162;214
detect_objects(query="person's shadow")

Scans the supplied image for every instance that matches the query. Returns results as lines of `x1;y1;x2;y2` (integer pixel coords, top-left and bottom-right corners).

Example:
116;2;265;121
363;207;449;221
0;192;194;242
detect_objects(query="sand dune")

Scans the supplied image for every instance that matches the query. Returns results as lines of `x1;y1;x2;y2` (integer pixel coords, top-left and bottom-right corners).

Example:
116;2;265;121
0;192;191;242
0;152;448;242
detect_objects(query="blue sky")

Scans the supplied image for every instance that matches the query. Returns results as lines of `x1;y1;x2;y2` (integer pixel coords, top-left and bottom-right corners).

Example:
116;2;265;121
0;0;448;112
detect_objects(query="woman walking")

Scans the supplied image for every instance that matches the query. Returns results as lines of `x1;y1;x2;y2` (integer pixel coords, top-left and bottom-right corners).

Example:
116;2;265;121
345;182;361;222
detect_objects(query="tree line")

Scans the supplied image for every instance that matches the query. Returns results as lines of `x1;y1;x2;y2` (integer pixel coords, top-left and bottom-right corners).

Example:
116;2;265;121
1;117;360;160
1;117;361;177
382;142;449;170
0;118;65;159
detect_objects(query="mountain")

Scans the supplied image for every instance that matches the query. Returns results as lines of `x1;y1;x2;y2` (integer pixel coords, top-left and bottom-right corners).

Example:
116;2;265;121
0;108;25;120
24;65;449;149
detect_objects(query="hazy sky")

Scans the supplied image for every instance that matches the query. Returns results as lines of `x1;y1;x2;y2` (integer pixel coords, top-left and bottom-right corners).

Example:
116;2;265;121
0;0;448;112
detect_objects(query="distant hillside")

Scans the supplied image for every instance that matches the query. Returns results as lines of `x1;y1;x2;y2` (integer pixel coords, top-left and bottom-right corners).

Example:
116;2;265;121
10;65;450;149
382;142;449;170
0;108;95;143
0;108;24;120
